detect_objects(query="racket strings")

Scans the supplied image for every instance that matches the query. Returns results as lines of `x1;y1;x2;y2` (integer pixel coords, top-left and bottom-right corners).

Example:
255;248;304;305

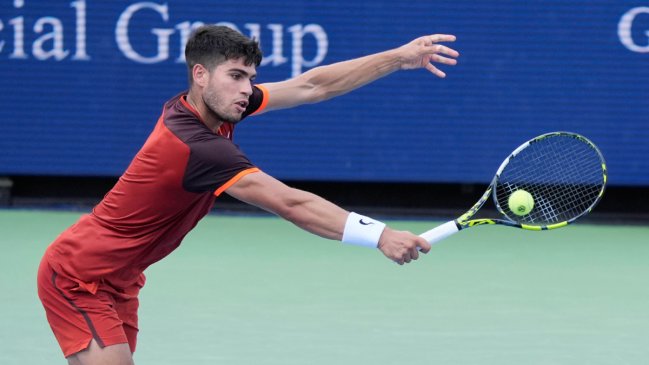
495;135;605;225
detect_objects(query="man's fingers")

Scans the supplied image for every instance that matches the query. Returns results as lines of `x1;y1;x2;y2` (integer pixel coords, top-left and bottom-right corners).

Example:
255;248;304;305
383;232;432;265
425;64;446;78
425;44;460;59
417;237;432;254
432;54;458;66
401;240;425;263
431;45;460;59
428;34;457;44
394;248;413;265
410;247;420;260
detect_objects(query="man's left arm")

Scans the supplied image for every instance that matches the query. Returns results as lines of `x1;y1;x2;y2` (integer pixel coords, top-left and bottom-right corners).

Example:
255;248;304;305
255;34;459;114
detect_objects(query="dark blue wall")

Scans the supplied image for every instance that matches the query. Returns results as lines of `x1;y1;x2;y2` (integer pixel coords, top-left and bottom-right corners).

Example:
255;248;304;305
1;1;647;185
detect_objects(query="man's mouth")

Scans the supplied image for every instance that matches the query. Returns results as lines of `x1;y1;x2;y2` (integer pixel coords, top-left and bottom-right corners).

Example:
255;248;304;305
234;100;248;112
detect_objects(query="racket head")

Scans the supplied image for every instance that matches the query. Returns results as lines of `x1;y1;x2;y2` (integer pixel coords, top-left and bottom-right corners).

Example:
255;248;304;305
492;132;607;228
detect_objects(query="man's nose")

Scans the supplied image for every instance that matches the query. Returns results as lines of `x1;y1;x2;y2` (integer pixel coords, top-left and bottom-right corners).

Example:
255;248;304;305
242;82;253;96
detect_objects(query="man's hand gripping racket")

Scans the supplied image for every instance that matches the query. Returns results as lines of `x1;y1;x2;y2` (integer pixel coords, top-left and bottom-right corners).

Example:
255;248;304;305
420;132;607;245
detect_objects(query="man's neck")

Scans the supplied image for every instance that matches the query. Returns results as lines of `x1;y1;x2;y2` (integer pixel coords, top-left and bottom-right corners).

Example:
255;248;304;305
185;91;222;133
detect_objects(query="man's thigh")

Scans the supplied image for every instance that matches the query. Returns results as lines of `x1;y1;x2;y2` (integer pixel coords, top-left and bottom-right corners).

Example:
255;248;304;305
37;258;136;358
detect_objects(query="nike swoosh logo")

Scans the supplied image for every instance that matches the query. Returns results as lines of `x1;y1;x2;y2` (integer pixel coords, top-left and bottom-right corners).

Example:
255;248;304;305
359;219;374;225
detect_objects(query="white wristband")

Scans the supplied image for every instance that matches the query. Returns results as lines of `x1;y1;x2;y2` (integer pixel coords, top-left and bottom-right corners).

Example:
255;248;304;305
342;212;386;248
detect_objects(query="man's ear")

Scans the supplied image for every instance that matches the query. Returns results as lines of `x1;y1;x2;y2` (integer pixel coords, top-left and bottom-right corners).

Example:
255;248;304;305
192;64;208;88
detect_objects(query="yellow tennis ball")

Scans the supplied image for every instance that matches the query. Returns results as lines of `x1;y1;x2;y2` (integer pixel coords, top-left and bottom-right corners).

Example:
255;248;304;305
508;190;534;216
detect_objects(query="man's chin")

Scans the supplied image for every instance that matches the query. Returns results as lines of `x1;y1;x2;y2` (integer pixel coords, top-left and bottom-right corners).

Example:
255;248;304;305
214;112;242;125
222;116;243;125
205;104;243;125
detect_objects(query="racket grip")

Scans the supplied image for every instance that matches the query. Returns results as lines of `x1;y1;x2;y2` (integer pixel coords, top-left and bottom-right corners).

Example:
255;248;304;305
419;221;459;245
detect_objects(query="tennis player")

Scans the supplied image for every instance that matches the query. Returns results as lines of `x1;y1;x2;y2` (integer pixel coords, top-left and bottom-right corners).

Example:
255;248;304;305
37;25;459;364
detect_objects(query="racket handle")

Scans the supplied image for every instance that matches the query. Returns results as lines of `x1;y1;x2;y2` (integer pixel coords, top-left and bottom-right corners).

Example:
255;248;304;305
419;221;459;245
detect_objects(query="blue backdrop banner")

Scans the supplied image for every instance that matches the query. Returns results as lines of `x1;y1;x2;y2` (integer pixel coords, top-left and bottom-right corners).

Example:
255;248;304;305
1;1;647;186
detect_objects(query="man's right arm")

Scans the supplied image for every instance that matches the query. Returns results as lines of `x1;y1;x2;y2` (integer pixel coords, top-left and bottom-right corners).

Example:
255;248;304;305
224;170;431;265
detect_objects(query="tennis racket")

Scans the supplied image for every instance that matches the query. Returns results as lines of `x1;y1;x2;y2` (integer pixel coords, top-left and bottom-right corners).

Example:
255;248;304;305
420;131;607;245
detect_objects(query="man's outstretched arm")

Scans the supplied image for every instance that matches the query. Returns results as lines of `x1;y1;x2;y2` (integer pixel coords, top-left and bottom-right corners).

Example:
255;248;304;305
256;34;459;114
225;170;431;265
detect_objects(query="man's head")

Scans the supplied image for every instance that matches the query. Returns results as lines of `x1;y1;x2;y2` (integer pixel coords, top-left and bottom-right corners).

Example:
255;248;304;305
185;25;262;86
185;25;263;125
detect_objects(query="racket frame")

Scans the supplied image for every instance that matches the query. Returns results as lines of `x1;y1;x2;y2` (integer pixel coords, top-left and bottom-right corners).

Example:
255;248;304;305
420;131;607;244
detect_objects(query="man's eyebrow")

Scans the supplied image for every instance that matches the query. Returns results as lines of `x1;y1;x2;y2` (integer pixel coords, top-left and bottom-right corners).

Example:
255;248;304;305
229;68;257;78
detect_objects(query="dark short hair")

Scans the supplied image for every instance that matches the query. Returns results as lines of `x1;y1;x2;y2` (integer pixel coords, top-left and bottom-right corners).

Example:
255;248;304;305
185;25;263;84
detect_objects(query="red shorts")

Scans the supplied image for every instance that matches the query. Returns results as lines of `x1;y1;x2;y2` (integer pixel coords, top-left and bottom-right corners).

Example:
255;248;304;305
37;257;141;357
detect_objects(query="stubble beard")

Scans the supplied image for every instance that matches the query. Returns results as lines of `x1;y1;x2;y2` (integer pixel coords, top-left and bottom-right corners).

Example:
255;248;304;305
202;93;242;125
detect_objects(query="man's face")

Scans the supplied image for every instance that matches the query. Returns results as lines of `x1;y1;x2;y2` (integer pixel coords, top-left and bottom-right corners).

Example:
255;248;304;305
201;58;257;124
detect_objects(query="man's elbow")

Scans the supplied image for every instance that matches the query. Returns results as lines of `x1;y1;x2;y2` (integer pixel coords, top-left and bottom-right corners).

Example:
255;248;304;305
274;191;310;224
298;74;335;103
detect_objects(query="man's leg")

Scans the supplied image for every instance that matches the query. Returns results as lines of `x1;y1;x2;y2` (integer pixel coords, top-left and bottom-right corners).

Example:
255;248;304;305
67;339;134;365
37;258;136;362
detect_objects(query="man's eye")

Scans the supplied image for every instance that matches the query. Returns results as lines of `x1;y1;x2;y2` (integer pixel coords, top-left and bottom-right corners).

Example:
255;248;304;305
231;74;241;80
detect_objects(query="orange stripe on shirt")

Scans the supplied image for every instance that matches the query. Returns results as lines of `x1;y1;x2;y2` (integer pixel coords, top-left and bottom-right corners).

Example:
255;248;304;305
250;84;270;116
214;167;261;197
